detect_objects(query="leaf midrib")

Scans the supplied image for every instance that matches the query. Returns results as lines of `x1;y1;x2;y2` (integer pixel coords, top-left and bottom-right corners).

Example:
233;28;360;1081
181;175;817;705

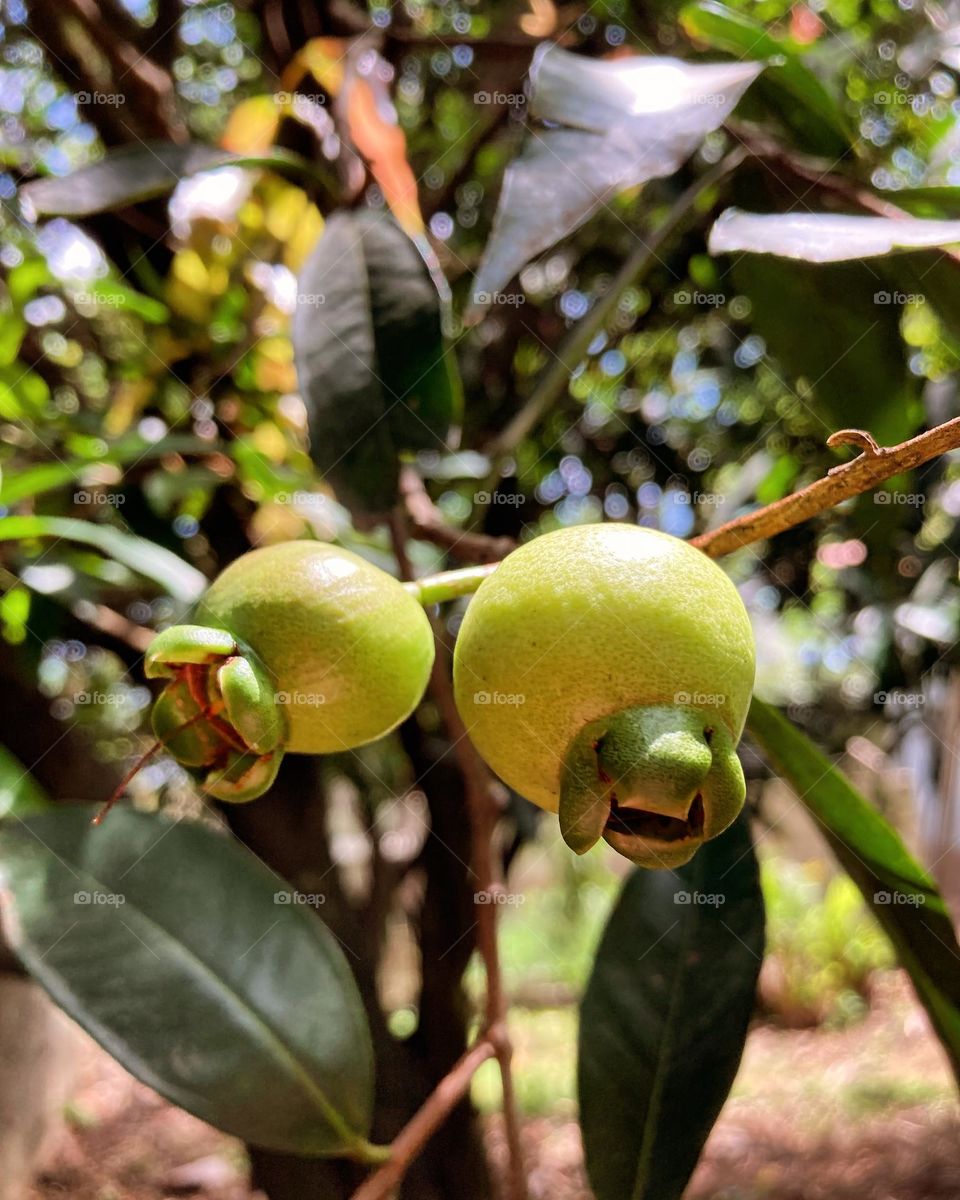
630;868;703;1198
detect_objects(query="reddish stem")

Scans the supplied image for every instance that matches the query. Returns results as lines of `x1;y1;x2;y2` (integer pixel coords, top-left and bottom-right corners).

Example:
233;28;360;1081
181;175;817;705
349;1038;497;1200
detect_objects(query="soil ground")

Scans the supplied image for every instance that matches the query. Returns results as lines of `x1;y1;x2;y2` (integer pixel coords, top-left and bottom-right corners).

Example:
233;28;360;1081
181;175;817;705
28;973;960;1200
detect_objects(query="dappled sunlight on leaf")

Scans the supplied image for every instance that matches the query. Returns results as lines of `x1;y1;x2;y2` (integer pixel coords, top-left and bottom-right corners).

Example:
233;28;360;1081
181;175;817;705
471;46;763;307
709;208;960;261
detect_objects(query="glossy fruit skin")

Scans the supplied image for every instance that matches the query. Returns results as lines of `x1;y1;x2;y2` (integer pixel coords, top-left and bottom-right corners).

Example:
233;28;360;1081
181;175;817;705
452;524;755;867
144;541;435;802
196;541;435;754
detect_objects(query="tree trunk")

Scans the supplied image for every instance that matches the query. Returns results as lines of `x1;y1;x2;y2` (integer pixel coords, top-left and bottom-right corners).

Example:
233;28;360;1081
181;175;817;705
222;739;493;1200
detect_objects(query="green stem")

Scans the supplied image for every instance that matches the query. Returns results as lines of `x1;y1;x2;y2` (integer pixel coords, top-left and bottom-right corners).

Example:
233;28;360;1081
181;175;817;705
404;562;498;605
348;1139;394;1165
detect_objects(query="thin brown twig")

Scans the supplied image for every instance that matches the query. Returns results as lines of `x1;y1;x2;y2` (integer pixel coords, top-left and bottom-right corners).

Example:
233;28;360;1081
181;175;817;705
388;511;528;1200
692;418;960;559
349;1038;497;1200
400;466;517;563
53;0;187;141
70;601;154;653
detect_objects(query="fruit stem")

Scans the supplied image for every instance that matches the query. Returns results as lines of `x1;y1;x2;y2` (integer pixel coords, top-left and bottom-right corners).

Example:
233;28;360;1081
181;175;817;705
348;1037;497;1199
404;561;498;606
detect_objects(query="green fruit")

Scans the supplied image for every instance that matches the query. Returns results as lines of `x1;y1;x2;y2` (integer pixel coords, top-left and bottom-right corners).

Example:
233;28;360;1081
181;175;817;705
452;524;755;868
144;541;435;801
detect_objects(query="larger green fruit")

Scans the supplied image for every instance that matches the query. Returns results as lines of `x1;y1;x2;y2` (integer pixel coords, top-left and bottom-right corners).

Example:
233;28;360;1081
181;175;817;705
453;524;755;868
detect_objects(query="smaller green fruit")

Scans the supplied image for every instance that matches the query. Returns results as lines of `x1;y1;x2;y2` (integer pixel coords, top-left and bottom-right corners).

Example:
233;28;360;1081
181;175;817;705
144;541;435;802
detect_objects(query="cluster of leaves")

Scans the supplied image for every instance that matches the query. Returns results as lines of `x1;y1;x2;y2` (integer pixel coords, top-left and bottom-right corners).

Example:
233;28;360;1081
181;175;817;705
3;1;960;1198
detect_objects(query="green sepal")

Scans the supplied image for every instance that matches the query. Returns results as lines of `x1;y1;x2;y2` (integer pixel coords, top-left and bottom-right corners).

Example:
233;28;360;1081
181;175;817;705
559;729;614;855
145;625;237;678
203;747;283;803
217;655;287;755
151;677;224;767
559;704;746;871
700;722;746;841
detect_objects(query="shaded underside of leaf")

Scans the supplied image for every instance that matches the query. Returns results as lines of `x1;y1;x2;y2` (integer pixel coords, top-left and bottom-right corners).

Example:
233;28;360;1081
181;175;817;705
578;816;764;1200
293;210;460;513
20;143;323;218
729;255;920;446
747;697;960;1080
21;144;238;217
0;806;375;1156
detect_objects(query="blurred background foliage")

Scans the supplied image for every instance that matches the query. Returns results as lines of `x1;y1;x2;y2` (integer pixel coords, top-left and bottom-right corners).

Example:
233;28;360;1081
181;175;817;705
4;0;960;1193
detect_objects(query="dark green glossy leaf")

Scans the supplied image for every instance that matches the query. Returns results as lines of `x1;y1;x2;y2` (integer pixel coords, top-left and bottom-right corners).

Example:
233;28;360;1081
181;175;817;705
0;806;376;1156
879;186;960;219
747;697;960;1079
0;515;206;602
578;816;764;1200
293;210;462;513
21;144;331;218
680;1;852;156
730;256;920;445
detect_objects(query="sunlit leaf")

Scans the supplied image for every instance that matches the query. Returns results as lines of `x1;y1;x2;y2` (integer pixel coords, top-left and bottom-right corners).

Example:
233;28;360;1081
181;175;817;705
0;363;49;419
80;279;170;324
0;433;212;506
7;258;51;305
747;698;960;1080
709;208;960;261
0;316;26;367
221;95;281;155
285;37;348;98
0;746;50;820
0;584;30;644
471;46;763;307
0;515;206;602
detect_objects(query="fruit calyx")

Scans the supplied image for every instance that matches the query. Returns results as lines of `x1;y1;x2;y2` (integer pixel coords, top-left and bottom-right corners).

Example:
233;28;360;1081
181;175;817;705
144;624;288;802
559;704;746;869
